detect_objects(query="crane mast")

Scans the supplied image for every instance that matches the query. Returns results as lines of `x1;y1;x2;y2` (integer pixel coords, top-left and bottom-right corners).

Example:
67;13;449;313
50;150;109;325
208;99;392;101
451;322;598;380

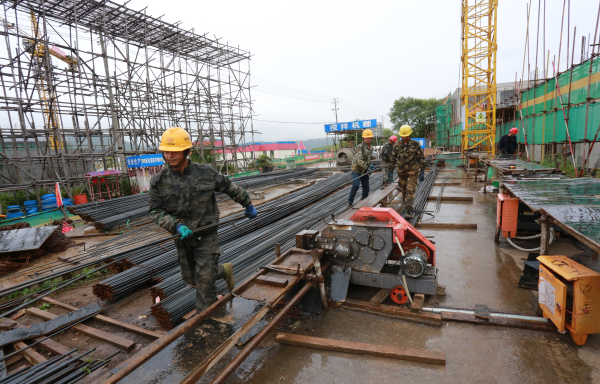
460;0;498;155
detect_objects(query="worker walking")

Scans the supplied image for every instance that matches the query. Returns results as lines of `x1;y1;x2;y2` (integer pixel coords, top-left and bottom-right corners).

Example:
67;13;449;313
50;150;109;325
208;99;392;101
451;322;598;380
391;125;425;218
380;135;397;188
148;127;258;314
347;129;374;208
498;127;518;155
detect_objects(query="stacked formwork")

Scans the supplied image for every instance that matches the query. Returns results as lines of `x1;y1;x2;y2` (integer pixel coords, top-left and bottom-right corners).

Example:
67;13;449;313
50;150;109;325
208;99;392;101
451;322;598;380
0;0;255;207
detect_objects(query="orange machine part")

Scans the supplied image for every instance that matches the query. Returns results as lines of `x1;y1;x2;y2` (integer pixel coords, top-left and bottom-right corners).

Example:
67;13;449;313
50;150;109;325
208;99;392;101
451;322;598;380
350;207;436;266
497;193;519;238
390;285;408;304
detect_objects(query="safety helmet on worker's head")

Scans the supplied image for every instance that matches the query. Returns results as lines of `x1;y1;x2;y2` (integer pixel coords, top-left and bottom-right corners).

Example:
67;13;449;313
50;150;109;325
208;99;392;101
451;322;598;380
362;129;374;138
159;127;192;151
509;127;518;134
399;125;413;137
389;135;398;143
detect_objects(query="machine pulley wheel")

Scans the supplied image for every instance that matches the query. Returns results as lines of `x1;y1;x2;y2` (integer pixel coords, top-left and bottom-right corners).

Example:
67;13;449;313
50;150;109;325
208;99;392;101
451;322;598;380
390;285;409;305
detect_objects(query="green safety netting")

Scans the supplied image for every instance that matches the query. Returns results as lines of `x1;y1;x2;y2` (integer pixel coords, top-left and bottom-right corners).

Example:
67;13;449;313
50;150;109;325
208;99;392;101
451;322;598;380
436;57;600;147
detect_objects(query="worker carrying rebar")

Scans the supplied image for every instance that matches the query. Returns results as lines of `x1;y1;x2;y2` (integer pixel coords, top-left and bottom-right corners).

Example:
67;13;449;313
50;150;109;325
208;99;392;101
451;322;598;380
391;125;425;219
498;127;518;155
380;135;397;188
148;127;258;313
347;129;374;208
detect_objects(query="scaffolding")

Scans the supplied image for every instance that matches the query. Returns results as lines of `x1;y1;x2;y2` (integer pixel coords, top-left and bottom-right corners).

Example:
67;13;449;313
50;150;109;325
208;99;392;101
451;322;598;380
0;0;255;206
460;0;497;154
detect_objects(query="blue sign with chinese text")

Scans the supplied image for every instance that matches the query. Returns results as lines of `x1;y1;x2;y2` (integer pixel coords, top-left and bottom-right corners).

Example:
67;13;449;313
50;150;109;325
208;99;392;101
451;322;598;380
324;119;377;133
126;154;164;168
413;138;426;149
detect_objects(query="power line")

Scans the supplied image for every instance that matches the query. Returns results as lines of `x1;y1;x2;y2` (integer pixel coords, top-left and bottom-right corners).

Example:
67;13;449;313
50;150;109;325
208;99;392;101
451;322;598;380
254;119;334;125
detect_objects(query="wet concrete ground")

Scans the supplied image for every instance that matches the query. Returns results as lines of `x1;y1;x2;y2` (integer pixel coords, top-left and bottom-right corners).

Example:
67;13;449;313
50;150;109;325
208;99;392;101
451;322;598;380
214;167;600;383
115;167;600;383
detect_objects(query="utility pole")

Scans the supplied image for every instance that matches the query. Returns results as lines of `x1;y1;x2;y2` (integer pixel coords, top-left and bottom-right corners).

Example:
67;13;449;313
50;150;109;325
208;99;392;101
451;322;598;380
331;98;339;150
332;98;339;123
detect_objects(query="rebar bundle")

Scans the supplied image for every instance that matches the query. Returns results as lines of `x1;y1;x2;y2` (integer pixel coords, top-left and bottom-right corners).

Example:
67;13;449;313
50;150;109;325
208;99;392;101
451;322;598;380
0;348;118;384
67;194;149;221
93;250;178;300
151;173;385;329
401;167;440;225
94;172;357;307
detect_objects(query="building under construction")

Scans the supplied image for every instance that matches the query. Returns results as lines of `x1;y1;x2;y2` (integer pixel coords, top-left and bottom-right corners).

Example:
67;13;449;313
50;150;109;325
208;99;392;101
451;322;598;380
0;0;255;204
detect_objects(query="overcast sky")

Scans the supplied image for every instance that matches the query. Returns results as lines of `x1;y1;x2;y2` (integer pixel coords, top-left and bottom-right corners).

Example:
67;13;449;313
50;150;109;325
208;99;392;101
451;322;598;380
128;0;599;142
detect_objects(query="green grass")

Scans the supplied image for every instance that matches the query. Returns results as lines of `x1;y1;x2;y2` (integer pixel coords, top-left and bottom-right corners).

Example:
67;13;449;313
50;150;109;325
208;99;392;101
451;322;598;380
0;267;112;304
38;302;51;311
540;155;577;177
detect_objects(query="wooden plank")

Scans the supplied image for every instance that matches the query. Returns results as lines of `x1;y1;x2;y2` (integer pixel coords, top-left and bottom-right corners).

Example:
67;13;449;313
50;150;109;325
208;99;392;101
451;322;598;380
276;333;445;365
427;196;473;202
33;337;72;355
416;222;477;229
26;308;135;351
0;303;101;348
342;299;441;327
10;310;26;320
180;306;270;382
411;294;425;313
5;354;25;367
256;275;288;287
369;288;390;307
0;319;16;330
41;297;163;339
440;312;557;332
266;265;304;274
433;182;461;186
474;304;491;319
182;310;196;321
13;341;47;364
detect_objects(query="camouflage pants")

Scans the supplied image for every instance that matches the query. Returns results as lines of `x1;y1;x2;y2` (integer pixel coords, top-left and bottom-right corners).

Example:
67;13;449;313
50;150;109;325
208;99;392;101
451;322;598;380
175;230;225;313
397;171;418;209
381;162;394;184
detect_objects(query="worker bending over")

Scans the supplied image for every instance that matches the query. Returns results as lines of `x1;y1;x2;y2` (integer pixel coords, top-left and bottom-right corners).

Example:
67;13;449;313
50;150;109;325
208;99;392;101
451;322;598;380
498;127;518;155
380;135;397;188
390;125;425;219
347;129;374;208
148;127;258;313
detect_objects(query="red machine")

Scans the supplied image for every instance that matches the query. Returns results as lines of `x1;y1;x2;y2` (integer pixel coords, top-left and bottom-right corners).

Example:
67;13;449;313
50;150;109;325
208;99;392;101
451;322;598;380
308;207;438;304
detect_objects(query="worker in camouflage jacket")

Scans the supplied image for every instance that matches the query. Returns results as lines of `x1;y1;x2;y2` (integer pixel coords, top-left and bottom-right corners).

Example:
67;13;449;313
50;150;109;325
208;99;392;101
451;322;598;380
380;135;398;188
390;125;426;218
148;127;258;313
348;129;374;208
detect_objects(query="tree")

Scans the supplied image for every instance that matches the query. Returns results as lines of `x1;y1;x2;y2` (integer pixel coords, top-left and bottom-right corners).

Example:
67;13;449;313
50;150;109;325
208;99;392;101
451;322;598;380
388;97;442;138
383;128;394;138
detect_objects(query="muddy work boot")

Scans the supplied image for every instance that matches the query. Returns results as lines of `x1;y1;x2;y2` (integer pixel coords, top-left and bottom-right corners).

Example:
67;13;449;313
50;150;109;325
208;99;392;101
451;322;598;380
347;201;353;209
222;262;235;292
404;207;414;220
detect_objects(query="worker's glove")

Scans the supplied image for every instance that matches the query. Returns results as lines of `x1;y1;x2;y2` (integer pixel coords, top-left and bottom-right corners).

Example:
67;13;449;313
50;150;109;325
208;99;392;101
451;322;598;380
176;223;193;240
418;170;425;182
244;204;258;219
368;164;374;174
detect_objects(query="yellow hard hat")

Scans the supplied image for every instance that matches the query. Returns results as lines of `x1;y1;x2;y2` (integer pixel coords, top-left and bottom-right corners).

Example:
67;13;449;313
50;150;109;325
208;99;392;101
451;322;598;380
159;127;192;151
399;125;413;137
362;129;374;138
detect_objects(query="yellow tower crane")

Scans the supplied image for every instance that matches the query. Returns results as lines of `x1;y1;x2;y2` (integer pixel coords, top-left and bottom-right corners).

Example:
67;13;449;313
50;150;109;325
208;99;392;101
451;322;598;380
0;11;78;150
460;0;497;155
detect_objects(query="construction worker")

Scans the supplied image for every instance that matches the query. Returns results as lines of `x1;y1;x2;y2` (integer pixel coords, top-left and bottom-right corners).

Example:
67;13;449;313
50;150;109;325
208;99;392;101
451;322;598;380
148;127;258;314
347;129;374;208
390;125;425;218
380;135;397;188
498;127;518;155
